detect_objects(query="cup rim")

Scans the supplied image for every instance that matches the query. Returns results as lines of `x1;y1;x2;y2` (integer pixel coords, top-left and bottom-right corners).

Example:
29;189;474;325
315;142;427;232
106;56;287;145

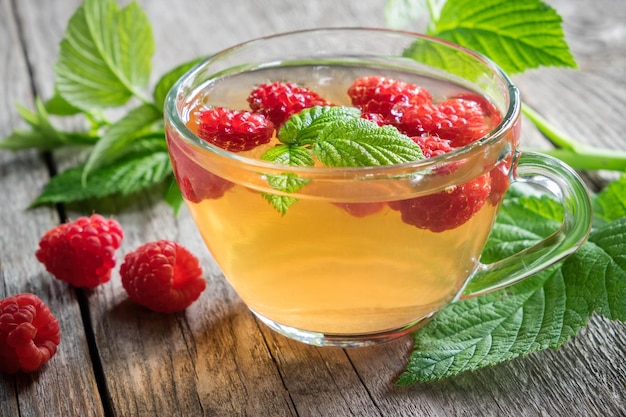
165;27;520;177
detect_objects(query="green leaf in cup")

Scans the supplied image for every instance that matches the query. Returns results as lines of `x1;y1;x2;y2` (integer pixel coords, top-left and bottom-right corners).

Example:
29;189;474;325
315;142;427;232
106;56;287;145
260;106;423;213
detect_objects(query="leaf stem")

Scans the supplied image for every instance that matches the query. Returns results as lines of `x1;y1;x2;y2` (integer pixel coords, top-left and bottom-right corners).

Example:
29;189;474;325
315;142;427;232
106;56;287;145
522;103;626;172
522;147;626;172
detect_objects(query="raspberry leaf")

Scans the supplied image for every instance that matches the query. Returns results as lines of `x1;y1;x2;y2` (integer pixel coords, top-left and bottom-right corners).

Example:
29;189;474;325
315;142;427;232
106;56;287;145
314;118;423;167
31;152;172;206
54;0;154;110
0;99;97;150
278;106;361;145
570;219;626;321
261;193;298;215
153;57;206;112
427;0;576;74
594;175;626;223
397;183;626;384
261;144;315;167
83;104;163;179
260;145;314;213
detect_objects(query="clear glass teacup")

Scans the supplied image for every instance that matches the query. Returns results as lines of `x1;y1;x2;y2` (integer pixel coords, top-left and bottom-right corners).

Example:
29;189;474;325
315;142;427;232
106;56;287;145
164;28;592;347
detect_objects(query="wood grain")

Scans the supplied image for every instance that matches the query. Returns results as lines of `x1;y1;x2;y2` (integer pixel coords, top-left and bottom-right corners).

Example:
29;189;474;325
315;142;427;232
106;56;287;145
0;0;105;416
1;0;625;416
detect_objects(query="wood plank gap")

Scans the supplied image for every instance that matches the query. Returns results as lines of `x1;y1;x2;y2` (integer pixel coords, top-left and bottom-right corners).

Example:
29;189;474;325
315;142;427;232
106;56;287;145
10;0;37;103
343;350;384;416
75;288;116;417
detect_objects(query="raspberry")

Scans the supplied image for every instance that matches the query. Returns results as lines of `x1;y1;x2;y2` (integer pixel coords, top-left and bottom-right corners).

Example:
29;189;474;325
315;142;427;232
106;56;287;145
488;157;513;206
453;92;503;127
334;202;386;217
411;135;454;158
389;174;491;233
347;76;432;120
36;214;124;288
197;107;274;152
247;82;331;126
0;293;60;374
167;131;234;203
120;240;206;313
394;98;490;147
360;112;386;126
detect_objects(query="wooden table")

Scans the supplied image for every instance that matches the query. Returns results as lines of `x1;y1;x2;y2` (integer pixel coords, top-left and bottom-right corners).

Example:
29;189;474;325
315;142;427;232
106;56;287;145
1;0;625;416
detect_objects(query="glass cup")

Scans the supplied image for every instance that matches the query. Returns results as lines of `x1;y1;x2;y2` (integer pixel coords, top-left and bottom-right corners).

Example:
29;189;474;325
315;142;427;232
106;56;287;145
164;28;592;347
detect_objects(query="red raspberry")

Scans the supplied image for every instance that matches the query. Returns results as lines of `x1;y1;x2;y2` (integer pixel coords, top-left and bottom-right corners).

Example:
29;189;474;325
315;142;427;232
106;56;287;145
120;240;206;313
411;135;454;158
394;98;490;147
453;92;503;127
0;293;60;374
488;157;513;206
333;202;386;218
166;131;234;203
360;112;386;126
389;174;491;233
197;107;274;152
36;214;124;288
347;76;432;120
247;82;331;126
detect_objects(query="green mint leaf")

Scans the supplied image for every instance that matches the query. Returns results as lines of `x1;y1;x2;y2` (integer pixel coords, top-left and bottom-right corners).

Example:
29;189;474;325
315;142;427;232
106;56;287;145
278;106;361;146
83;104;162;179
261;193;299;215
594;174;626;223
261;144;315;167
265;172;311;194
153;57;206;111
428;0;577;74
260;146;313;214
54;0;154;110
31;152;171;206
261;107;422;214
313;118;423;167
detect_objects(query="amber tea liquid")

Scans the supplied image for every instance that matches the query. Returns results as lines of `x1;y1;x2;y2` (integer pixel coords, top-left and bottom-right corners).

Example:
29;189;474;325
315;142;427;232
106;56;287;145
167;65;502;335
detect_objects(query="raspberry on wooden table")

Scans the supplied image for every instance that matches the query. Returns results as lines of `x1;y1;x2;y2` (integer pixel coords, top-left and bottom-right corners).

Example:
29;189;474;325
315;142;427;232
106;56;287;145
120;240;206;313
0;293;61;374
197;107;274;152
35;214;124;288
247;82;331;126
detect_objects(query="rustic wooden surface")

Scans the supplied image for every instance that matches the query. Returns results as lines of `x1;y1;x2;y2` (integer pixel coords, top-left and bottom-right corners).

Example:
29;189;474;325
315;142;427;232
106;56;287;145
1;0;625;416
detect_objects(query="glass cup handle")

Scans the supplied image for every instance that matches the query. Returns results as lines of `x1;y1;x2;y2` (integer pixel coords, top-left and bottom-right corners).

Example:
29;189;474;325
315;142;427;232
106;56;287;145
462;151;593;298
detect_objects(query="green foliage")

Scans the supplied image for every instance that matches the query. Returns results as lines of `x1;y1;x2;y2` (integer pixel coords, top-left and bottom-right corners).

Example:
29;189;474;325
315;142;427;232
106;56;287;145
1;0;625;385
397;178;626;383
0;0;202;212
260;107;423;212
54;0;154;109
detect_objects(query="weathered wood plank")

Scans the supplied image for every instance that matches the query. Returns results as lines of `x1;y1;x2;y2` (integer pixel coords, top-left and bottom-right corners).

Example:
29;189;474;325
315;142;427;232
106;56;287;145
0;0;105;416
1;0;625;416
81;1;392;416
